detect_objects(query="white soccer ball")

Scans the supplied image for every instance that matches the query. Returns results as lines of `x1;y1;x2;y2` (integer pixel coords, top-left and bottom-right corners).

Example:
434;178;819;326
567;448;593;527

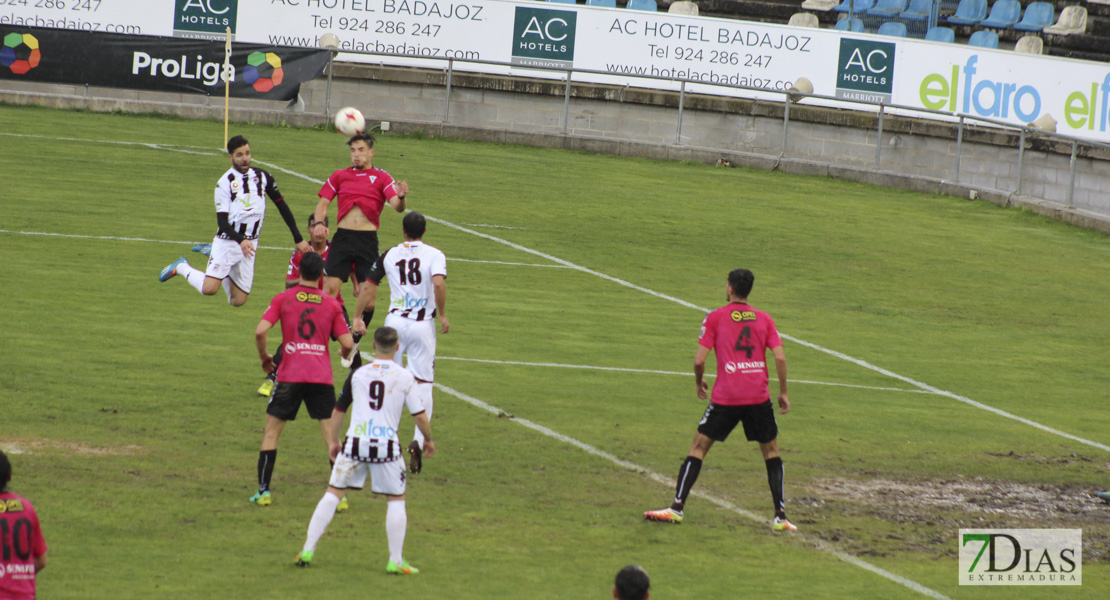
334;107;366;136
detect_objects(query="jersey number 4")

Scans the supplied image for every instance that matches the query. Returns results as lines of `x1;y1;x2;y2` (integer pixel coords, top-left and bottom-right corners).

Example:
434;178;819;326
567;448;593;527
395;258;422;285
734;326;755;359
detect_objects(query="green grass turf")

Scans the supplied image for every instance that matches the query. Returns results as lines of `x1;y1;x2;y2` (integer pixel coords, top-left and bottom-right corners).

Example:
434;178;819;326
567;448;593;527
1;103;1108;599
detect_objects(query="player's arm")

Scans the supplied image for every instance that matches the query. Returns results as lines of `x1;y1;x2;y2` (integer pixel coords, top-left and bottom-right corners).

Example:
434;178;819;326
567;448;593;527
338;331;355;361
771;344;789;414
433;274;449;333
413;412;434;458
694;345;711;399
255;319;276;374
34;551;47;572
273;198;309;253
312;194;333;238
387;180;408;213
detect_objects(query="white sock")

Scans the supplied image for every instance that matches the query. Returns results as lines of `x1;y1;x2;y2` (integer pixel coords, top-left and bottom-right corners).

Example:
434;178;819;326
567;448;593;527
386;500;407;565
413;382;434;449
221;278;233;303
303;492;341;553
177;262;206;293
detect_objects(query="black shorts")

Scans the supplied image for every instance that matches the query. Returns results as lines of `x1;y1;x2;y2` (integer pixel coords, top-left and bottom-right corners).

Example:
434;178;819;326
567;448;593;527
696;400;778;444
325;229;379;283
267;382;336;421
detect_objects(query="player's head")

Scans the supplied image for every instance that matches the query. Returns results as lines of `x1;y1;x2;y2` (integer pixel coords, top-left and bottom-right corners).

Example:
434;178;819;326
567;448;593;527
307;212;329;242
727;268;754;300
402;211;427;240
613;565;650;600
373;326;399;355
348;133;375;169
0;449;11;493
227;135;251;173
299;252;325;283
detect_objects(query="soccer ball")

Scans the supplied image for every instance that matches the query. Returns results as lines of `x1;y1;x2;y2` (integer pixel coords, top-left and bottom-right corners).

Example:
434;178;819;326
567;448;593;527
334;107;365;136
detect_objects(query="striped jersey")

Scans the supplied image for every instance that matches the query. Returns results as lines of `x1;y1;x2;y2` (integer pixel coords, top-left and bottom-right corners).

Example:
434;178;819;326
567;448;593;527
336;359;425;463
214;166;282;241
697;302;783;406
368;240;447;322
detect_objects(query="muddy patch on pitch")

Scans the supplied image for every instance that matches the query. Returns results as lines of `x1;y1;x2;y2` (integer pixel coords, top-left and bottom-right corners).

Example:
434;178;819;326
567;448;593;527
0;439;142;456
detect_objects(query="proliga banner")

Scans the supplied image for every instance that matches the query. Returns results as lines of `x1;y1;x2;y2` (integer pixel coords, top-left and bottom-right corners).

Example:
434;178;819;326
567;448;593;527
0;25;330;100
4;0;1110;143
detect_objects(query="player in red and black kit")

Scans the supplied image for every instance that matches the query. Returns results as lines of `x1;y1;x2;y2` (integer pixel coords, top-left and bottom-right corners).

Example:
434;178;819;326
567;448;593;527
312;133;408;350
258;213;363;397
250;252;355;506
644;269;796;532
0;450;48;600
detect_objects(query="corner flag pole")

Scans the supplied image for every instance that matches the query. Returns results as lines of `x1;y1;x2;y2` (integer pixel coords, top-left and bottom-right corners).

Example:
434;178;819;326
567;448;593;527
223;27;232;146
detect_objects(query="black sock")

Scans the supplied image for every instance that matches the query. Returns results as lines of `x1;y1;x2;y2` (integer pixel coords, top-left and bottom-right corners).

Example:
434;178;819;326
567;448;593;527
766;456;785;517
673;456;703;508
362;309;374;326
258;449;277;493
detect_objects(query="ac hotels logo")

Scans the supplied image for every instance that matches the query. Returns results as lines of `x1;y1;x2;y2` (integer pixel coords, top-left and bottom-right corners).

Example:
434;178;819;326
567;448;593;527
959;529;1081;586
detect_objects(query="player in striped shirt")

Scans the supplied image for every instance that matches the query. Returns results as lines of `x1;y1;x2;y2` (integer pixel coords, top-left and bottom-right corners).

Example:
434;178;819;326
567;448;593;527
644;269;796;532
353;211;448;474
293;326;434;574
158;135;309;306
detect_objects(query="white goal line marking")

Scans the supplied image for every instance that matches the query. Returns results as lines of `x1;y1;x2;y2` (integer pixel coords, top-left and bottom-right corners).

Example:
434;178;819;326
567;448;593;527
435;382;951;600
436;356;934;394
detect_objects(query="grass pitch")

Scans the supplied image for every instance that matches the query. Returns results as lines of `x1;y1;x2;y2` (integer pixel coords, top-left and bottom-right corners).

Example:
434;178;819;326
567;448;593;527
1;104;1108;599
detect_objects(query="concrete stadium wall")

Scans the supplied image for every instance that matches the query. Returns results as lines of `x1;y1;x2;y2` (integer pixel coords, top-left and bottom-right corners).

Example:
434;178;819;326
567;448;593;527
4;63;1110;234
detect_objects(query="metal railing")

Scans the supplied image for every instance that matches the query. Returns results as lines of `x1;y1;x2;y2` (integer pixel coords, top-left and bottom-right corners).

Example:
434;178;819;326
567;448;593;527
320;48;1110;209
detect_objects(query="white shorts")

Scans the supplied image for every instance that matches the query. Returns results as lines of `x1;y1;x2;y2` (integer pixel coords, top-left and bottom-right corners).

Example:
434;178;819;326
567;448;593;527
205;237;255;293
384;313;437;382
329;453;406;496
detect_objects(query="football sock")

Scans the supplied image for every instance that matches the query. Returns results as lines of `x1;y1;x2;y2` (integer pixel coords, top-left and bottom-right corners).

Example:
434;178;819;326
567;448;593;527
177;262;206;293
765;456;785;517
221;278;233;303
271;344;284;371
386;500;407;565
258;449;277;493
362;309;374;326
412;382;434;449
304;491;341;553
673;456;703;506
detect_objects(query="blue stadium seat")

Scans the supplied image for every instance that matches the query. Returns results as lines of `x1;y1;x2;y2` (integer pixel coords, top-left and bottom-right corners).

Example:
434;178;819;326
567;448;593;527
545;0;577;4
925;26;956;42
586;0;617;6
877;21;908;37
1013;2;1055;32
834;0;876;14
626;0;658;10
968;29;999;48
979;0;1021;29
945;0;988;25
868;0;908;18
900;0;933;21
835;17;866;31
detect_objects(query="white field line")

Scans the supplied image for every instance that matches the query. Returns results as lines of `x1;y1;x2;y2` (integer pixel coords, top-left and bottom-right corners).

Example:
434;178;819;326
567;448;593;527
435;383;951;600
436;356;934;394
7;134;1107;451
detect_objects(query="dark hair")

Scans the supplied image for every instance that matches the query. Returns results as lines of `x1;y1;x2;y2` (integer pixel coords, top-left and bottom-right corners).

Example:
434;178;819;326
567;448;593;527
0;450;11;493
306;212;328;228
728;268;755;299
299;252;325;282
374;326;399;351
227;135;249;154
347;133;375;148
615;565;650;600
402;211;426;240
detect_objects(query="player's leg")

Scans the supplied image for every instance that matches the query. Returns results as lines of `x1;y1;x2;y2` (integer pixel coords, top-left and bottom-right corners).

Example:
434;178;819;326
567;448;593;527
402;319;437;459
645;404;733;524
251;415;285;505
744;402;795;532
296;459;365;567
224;249;254;307
370;459;417;574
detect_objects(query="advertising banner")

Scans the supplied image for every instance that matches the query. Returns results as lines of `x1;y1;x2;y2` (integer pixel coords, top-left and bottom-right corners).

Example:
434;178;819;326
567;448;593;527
4;0;1110;143
0;24;330;100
